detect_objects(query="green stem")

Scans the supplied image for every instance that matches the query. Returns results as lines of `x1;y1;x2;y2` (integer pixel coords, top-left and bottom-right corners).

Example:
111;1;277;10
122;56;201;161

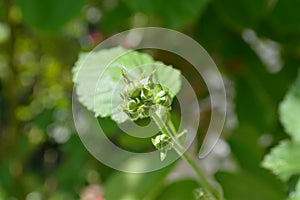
151;112;222;200
166;113;178;136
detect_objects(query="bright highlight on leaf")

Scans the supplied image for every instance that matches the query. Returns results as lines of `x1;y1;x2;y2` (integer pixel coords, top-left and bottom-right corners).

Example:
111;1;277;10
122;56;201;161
287;180;300;200
279;75;300;142
72;46;181;123
262;140;300;181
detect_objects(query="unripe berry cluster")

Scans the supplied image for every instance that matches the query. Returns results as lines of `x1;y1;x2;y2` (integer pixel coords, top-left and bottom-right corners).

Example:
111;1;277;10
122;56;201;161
121;74;172;120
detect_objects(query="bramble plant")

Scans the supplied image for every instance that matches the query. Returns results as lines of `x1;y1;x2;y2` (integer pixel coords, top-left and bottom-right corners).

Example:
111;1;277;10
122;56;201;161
73;47;223;200
2;0;300;198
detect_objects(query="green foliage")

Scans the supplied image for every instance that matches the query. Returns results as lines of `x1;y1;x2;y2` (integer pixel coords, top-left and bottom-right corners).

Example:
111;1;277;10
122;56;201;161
125;0;209;28
279;75;300;141
73;46;181;123
156;179;199;200
17;0;86;31
193;188;216;200
220;124;286;199
100;1;132;34
235;76;276;132
262;72;300;199
104;163;174;200
262;140;300;181
269;0;300;32
216;170;285;200
214;0;269;29
287;180;300;200
2;0;300;199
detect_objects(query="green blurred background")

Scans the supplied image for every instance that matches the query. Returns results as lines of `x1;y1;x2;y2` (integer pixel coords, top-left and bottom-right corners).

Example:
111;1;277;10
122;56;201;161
1;0;300;199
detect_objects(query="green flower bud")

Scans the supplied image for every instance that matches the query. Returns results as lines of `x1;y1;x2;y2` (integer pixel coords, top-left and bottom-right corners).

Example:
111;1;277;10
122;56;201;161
130;87;142;99
141;104;153;117
121;70;173;121
127;111;140;120
151;133;173;151
128;99;138;110
141;88;153;100
144;82;155;90
154;86;172;107
151;133;173;161
159;95;172;107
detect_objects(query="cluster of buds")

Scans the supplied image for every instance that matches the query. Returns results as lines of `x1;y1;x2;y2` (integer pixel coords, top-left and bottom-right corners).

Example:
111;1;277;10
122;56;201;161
121;70;172;120
151;133;173;161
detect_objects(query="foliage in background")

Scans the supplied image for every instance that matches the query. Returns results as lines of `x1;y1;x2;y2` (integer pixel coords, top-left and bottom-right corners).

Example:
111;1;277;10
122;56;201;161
0;0;300;199
263;72;300;200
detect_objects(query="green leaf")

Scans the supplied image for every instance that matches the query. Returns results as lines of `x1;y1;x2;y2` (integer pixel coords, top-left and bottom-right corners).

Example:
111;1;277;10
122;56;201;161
156;179;199;200
229;125;265;173
100;2;132;34
104;160;174;200
279;74;300;141
288;180;300;200
199;24;278;131
17;0;86;31
257;0;300;44
269;0;300;32
56;135;90;192
73;47;181;123
235;76;276;132
213;0;269;29
216;171;285;200
228;125;286;193
125;0;209;29
262;140;300;181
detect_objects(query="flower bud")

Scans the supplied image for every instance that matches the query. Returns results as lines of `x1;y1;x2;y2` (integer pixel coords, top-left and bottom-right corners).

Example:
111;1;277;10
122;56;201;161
154;86;172;107
121;71;173;121
151;133;173;151
151;133;173;161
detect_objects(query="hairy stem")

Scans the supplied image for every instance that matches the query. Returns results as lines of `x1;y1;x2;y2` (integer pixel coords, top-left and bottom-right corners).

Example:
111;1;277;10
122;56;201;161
151;112;222;200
